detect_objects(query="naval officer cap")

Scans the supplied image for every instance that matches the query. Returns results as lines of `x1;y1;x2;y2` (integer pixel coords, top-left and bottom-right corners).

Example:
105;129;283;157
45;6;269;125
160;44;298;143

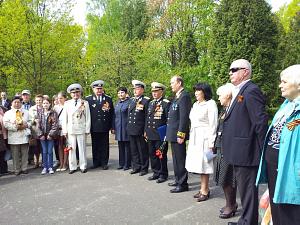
132;80;145;89
151;82;166;91
90;80;104;88
67;83;83;93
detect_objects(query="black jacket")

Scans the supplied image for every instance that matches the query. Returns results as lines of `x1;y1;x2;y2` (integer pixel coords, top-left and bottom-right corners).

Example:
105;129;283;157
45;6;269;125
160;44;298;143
86;94;114;133
127;95;150;136
145;98;170;141
166;90;192;142
222;81;268;166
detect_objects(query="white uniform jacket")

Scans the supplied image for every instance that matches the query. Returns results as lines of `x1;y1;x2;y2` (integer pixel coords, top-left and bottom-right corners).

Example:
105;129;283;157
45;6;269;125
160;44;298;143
62;99;91;135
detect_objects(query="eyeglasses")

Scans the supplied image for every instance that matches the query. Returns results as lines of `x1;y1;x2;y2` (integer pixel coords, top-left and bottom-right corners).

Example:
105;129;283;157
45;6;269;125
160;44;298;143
229;67;246;73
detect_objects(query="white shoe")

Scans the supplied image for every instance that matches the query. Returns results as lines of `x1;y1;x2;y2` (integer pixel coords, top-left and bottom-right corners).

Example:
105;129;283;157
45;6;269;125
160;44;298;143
49;168;54;174
41;168;47;175
56;168;61;172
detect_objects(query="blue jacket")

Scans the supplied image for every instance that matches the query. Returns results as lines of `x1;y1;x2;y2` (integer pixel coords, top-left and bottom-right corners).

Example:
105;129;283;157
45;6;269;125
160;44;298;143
114;98;130;141
256;99;300;205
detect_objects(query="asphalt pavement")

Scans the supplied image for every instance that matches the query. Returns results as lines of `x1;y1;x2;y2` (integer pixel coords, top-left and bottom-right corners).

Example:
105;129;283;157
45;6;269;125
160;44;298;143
0;138;266;225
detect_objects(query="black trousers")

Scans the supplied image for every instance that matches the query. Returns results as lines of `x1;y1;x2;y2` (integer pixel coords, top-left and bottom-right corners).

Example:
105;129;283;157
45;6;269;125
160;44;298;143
234;165;258;225
148;140;168;178
91;132;109;167
129;135;149;172
0;151;8;174
171;142;188;186
265;145;300;225
118;141;131;169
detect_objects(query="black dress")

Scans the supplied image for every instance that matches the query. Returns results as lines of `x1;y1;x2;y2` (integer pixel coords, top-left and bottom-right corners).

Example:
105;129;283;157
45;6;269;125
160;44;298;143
213;111;236;187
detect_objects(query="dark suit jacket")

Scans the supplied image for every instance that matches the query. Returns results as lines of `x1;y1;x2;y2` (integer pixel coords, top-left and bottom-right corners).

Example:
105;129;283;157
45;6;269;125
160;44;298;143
114;98;130;141
145;98;171;141
86;94;114;133
0;99;11;110
166;90;192;142
127;96;150;136
222;81;268;166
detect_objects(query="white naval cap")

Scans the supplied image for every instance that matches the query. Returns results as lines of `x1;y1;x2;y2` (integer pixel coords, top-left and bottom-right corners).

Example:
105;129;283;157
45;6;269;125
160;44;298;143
90;80;104;88
132;80;145;89
67;83;83;93
151;82;166;91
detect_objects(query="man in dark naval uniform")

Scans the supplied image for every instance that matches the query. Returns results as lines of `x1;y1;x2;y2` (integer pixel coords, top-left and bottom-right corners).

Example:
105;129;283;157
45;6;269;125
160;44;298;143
166;75;192;193
127;80;150;176
145;82;170;183
86;80;114;170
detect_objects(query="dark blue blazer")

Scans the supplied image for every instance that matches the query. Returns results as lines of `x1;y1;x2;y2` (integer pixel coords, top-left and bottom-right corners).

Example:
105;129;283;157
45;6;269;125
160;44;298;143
166;90;192;142
222;81;268;166
114;98;130;141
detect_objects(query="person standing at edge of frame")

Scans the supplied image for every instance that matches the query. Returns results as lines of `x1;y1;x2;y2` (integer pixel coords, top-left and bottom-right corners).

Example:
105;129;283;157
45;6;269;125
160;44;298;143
86;80;114;170
166;75;192;193
127;80;150;176
145;82;170;184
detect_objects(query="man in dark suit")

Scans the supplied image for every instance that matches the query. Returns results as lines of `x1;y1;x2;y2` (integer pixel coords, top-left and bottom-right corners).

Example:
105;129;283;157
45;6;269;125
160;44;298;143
145;82;170;183
166;76;192;193
86;80;114;170
114;87;131;170
222;59;268;225
127;80;150;176
0;92;11;110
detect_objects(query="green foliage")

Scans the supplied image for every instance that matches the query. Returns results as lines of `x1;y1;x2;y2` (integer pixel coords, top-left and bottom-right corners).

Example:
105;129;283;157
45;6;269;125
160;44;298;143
210;0;279;107
276;0;300;32
0;0;85;97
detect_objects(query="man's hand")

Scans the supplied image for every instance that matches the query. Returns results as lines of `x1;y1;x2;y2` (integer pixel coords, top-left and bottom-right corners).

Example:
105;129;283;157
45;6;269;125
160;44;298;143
177;137;184;144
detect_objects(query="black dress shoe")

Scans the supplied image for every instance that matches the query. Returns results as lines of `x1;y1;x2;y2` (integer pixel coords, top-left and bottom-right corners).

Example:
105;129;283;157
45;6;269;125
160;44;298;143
168;181;178;187
227;222;238;225
123;167;130;171
102;165;108;170
139;171;148;176
69;170;76;174
130;169;140;174
147;175;159;180
117;166;123;170
170;185;189;193
21;170;28;174
81;169;87;173
156;177;167;183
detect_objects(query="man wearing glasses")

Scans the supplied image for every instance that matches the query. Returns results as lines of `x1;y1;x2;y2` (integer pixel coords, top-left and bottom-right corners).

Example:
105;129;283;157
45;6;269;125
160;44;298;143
62;83;91;174
222;59;268;225
86;80;114;170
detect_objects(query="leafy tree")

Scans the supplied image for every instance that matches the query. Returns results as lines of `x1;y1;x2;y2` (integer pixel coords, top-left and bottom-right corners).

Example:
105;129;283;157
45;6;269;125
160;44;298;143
210;0;278;107
0;0;85;96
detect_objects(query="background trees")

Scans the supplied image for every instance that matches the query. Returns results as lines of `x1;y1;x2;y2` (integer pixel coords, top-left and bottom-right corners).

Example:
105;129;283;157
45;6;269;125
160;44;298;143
0;0;299;113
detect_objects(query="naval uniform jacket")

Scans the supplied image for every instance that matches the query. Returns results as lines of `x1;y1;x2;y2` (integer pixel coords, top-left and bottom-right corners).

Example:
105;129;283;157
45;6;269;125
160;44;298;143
145;98;170;141
127;96;150;136
166;90;192;142
86;94;114;133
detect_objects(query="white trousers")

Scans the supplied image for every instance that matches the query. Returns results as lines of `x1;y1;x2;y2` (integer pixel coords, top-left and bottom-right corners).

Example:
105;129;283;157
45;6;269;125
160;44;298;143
68;134;87;170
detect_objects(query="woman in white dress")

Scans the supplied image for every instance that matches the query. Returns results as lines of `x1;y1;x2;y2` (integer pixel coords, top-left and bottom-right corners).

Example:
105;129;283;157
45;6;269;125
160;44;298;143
186;83;218;202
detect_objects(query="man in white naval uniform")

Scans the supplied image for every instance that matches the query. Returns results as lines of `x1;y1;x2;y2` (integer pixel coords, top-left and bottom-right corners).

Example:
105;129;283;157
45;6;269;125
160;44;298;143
62;84;91;174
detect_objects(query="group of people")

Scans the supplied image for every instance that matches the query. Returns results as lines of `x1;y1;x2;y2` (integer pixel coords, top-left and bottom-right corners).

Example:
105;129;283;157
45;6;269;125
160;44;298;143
0;59;299;225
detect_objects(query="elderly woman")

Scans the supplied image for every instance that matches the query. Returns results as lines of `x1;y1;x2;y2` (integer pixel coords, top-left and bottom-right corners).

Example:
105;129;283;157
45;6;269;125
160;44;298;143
214;83;237;218
3;96;31;175
256;64;300;225
185;83;218;202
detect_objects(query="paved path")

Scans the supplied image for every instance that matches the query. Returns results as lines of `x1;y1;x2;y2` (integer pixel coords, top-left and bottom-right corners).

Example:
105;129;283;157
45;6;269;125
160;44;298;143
0;142;266;225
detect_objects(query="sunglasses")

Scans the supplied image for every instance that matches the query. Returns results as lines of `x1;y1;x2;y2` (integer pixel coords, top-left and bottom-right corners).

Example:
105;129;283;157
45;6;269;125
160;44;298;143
229;67;246;73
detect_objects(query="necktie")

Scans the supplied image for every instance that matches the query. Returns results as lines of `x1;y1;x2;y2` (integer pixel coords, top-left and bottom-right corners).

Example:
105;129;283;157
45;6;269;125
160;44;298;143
75;100;78;106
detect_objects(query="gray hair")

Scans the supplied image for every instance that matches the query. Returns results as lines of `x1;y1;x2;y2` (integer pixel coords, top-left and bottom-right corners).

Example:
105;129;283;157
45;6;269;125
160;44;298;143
280;64;300;87
217;83;235;97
